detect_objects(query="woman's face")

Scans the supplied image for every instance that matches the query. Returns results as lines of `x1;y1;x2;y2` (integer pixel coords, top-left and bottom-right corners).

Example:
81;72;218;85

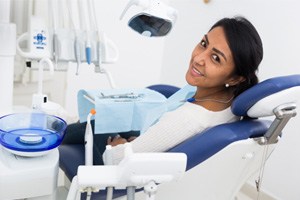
186;26;239;92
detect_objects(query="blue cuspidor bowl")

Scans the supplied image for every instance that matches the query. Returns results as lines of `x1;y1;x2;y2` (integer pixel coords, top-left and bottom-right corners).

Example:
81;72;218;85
0;112;67;156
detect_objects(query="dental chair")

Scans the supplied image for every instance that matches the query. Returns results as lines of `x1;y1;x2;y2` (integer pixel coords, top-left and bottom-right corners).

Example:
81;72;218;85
59;74;300;200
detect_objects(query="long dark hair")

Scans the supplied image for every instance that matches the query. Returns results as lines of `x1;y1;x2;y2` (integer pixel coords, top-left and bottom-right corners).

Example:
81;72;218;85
210;16;263;97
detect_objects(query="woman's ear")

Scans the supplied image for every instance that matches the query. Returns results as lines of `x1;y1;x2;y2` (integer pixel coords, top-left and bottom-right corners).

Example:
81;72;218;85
228;76;246;86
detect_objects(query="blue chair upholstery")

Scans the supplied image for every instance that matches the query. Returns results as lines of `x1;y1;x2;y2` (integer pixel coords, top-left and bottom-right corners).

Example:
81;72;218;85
146;84;180;98
59;75;300;199
59;144;85;181
169;119;271;170
232;74;300;116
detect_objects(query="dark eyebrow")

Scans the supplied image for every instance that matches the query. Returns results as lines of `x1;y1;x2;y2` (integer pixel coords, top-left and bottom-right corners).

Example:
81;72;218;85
212;47;227;61
204;34;209;45
205;34;227;62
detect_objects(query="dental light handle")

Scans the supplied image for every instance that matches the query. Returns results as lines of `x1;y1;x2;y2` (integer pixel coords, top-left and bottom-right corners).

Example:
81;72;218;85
85;109;96;166
120;0;176;21
167;6;178;24
120;0;150;20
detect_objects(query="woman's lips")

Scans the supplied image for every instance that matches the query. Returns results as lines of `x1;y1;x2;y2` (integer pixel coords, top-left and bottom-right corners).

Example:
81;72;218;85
191;67;203;77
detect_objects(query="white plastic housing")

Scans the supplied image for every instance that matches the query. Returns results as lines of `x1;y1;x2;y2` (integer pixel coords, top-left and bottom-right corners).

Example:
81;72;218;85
0;148;59;199
247;86;300;118
0;22;16;116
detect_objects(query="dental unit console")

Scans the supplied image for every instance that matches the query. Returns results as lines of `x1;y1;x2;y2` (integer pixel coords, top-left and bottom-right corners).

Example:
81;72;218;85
17;23;119;70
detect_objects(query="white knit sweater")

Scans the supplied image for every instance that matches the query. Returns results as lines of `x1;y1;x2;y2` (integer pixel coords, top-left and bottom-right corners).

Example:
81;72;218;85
103;102;239;164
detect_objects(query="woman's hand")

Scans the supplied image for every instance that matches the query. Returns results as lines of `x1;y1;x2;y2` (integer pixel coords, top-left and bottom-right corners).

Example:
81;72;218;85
127;136;137;142
107;135;138;147
107;135;127;147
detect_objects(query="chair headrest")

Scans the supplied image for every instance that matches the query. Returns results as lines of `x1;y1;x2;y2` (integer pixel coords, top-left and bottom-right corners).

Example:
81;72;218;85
231;74;300;117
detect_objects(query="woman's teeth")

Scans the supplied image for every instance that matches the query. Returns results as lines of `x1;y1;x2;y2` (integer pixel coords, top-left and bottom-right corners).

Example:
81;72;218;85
192;67;203;76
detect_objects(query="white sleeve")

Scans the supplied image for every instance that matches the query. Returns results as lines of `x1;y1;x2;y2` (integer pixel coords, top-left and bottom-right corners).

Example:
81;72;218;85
103;103;237;165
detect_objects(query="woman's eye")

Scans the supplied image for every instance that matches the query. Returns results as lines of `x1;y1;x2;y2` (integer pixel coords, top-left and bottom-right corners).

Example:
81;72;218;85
200;40;206;48
212;54;220;63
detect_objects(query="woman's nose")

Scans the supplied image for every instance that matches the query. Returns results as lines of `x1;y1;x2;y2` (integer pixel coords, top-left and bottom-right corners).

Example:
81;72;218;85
193;53;206;67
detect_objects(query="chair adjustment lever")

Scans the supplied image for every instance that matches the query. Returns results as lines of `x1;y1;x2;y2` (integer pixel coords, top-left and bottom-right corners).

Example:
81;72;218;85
264;103;297;144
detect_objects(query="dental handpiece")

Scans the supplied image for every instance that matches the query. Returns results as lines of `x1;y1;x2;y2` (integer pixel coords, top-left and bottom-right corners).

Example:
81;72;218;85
85;39;92;65
75;36;81;75
53;33;59;68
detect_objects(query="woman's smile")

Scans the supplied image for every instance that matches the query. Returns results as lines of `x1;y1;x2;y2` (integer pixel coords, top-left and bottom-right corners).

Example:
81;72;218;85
191;67;203;77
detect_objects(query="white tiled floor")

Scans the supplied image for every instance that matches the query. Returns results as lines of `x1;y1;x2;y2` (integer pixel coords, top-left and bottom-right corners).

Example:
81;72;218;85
57;169;275;200
235;192;254;200
57;186;69;200
57;185;265;200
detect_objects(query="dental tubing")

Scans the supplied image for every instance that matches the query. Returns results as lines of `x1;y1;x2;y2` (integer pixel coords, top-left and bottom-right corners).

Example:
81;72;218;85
79;0;92;65
67;0;82;75
50;0;59;68
75;36;81;75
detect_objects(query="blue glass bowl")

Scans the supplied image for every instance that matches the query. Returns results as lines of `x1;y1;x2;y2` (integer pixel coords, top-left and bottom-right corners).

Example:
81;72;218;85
0;113;67;156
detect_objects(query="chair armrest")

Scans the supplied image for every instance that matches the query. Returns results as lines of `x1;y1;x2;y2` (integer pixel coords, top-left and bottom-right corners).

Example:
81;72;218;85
168;120;271;170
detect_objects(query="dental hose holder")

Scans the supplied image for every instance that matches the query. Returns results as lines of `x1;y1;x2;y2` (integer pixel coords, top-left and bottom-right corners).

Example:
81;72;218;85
15;15;55;110
16;16;51;60
32;57;54;110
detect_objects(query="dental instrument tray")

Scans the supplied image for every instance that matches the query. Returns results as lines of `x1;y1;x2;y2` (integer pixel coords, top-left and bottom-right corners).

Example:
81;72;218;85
99;92;145;100
78;88;168;134
0;113;67;157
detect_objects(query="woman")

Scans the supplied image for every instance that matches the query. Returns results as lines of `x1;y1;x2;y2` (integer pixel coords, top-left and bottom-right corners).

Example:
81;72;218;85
63;16;263;165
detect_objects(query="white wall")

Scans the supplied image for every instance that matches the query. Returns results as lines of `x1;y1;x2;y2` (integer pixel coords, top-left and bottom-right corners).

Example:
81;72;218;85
161;0;300;199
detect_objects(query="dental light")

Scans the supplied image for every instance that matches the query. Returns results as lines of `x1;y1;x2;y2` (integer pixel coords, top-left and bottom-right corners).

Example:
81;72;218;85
120;0;178;37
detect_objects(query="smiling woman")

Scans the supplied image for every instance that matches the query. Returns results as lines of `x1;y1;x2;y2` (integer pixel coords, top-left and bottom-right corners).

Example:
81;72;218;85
186;17;263;111
62;16;264;166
